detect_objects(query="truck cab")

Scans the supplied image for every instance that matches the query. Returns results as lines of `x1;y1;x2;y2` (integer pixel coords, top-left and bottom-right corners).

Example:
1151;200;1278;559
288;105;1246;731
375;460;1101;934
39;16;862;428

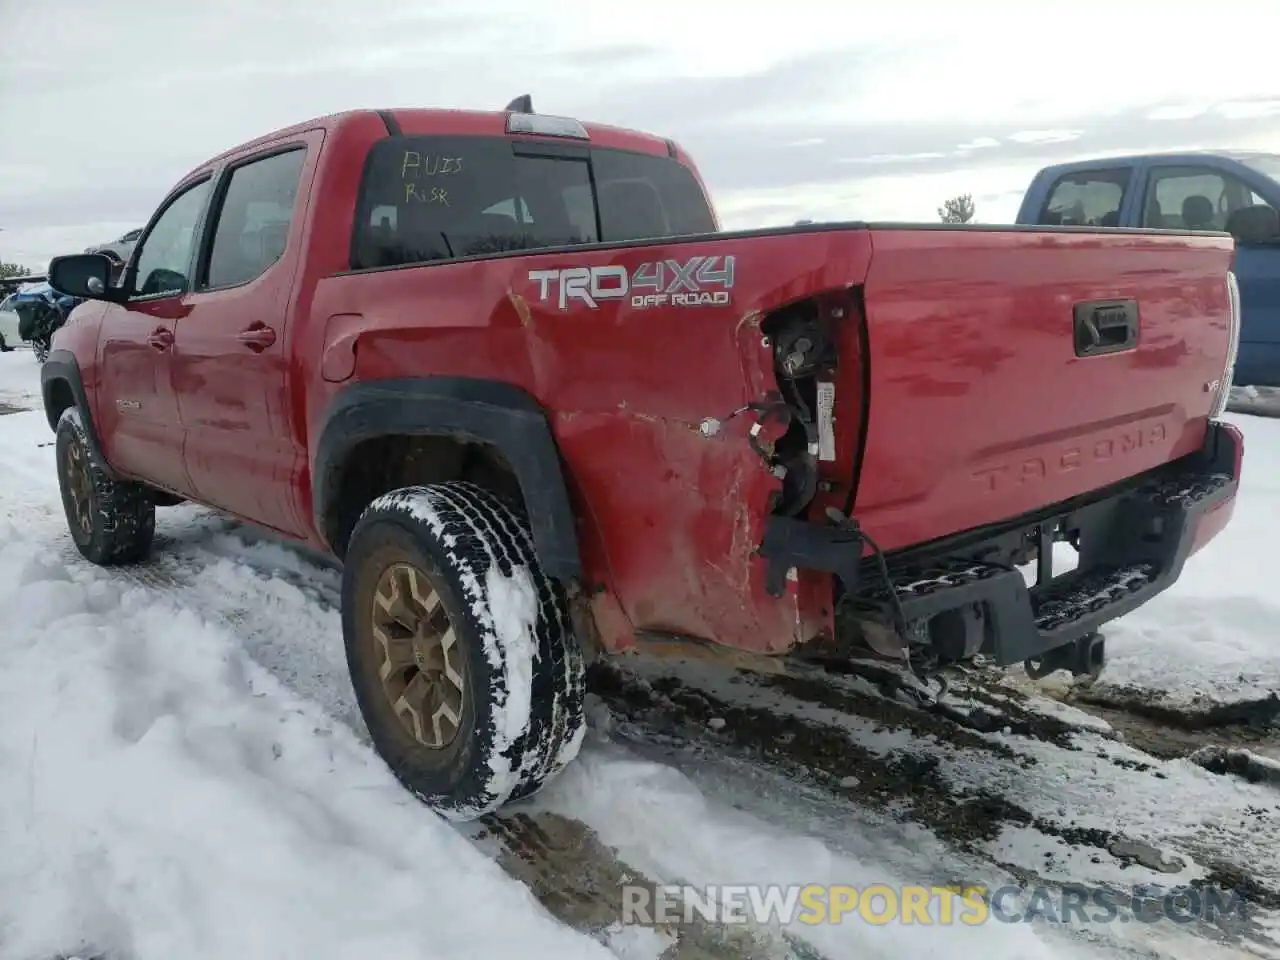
1017;151;1280;387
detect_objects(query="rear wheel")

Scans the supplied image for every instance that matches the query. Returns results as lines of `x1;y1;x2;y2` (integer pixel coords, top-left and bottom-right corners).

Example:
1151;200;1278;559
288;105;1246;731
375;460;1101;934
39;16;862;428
55;407;155;565
341;481;586;820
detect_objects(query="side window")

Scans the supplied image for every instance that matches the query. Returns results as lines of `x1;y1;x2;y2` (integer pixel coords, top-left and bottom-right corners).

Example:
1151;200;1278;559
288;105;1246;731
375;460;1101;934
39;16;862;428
131;178;213;298
205;149;306;289
1040;169;1130;226
1141;166;1267;231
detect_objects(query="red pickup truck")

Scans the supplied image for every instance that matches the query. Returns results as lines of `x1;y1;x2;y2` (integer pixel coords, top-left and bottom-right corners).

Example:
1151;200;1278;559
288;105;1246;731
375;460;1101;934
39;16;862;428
43;99;1244;820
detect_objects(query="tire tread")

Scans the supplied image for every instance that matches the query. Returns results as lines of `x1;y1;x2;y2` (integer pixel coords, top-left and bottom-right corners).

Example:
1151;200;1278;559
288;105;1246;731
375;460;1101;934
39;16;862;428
348;480;585;819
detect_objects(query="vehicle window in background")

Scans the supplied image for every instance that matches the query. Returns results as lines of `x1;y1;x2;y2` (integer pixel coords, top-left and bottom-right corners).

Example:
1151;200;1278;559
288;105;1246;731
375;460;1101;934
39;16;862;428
205;148;306;288
351;136;717;269
1040;169;1130;226
130;178;212;298
1141;166;1267;230
1236;154;1280;181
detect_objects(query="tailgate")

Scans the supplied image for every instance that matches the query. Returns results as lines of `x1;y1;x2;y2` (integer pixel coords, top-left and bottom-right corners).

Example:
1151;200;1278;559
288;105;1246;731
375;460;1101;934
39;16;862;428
852;226;1236;551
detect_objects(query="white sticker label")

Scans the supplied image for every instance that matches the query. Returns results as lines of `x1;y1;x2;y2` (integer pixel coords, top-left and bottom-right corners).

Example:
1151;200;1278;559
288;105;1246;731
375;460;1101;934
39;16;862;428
816;380;836;462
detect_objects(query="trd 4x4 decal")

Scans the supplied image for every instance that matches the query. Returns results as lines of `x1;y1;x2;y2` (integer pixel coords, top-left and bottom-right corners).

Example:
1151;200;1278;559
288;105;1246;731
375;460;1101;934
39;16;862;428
528;255;736;310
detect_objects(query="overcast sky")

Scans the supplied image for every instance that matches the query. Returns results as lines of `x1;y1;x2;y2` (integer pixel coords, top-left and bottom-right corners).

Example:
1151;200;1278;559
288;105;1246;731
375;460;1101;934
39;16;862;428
3;0;1280;270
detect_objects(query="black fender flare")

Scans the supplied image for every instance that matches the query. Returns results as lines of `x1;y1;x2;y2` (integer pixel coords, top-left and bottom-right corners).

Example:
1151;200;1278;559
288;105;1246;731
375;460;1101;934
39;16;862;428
41;349;116;477
312;377;581;581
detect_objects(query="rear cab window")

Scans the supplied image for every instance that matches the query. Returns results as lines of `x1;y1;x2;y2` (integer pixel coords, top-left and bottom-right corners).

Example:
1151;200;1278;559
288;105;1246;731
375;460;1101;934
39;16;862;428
351;136;715;270
1038;168;1131;227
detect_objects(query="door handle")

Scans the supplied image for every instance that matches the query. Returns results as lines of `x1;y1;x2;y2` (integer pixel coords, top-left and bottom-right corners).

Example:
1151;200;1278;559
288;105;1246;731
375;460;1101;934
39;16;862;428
237;324;276;352
147;327;174;351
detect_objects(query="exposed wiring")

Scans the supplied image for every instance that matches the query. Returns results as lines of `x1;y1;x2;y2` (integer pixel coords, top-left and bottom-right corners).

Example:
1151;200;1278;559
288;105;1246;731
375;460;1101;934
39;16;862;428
823;507;909;642
715;397;794;465
858;525;911;643
746;403;792;463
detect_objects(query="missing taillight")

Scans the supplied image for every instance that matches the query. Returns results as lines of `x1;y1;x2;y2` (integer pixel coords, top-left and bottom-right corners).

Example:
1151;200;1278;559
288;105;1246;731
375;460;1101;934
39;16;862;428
761;296;842;516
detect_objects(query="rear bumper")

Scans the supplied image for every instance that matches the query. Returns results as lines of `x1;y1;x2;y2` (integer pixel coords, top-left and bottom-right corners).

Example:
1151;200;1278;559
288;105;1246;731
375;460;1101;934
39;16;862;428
763;420;1243;666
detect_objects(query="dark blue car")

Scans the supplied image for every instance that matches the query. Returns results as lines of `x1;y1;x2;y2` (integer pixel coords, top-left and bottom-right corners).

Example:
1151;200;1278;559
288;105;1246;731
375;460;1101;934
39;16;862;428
1;283;77;322
0;281;80;356
1017;151;1280;387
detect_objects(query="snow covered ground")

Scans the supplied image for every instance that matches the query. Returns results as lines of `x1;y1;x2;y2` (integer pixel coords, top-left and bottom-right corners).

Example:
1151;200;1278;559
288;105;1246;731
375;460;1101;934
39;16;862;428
0;349;1277;960
1086;412;1280;711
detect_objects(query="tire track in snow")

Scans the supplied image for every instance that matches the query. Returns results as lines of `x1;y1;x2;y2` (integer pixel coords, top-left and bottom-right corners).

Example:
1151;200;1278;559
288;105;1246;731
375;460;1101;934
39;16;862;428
589;655;1280;955
53;509;815;960
29;499;1280;959
41;504;1280;957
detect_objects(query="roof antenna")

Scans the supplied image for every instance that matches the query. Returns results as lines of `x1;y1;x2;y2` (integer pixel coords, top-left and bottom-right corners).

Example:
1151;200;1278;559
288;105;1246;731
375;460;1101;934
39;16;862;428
504;94;534;113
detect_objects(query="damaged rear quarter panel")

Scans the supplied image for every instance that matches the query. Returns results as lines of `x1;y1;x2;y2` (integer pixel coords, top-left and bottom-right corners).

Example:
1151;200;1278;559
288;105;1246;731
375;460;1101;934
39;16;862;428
308;229;874;654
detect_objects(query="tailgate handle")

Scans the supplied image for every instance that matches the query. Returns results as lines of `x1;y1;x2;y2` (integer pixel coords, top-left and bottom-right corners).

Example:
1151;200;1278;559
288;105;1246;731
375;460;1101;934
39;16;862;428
1074;299;1138;357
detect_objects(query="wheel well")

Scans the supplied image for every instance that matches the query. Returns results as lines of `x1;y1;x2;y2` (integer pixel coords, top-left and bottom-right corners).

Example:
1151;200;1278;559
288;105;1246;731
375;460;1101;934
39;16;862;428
329;434;525;556
45;378;75;426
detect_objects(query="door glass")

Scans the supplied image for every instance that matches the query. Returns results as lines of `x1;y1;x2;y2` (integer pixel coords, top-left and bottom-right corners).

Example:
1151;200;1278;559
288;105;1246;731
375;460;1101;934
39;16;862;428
131;179;212;298
1040;169;1130;226
1141;166;1270;230
204;149;307;288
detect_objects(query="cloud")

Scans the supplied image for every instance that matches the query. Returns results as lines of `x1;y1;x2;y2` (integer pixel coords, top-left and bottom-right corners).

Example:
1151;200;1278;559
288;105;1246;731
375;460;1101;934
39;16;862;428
3;0;1280;267
1006;130;1084;145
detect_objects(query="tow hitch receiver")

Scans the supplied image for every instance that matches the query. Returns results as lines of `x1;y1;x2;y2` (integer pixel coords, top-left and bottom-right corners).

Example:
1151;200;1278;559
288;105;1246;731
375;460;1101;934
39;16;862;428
1025;631;1106;681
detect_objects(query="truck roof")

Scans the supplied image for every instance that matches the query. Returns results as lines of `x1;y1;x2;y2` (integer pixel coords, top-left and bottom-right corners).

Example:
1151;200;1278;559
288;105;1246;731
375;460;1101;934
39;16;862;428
186;108;681;183
1033;149;1280;176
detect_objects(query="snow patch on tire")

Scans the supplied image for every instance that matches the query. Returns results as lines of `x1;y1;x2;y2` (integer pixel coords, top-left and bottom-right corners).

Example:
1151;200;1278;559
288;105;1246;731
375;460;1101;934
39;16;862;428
486;563;540;743
359;483;585;820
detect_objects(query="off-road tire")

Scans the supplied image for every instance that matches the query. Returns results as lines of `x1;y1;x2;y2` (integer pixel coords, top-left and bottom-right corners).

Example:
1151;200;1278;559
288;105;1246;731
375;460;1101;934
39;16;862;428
55;406;155;565
342;481;586;820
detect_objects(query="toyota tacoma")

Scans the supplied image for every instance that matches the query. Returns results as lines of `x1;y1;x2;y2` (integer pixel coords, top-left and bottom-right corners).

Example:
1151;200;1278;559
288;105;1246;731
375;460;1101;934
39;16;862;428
42;99;1244;820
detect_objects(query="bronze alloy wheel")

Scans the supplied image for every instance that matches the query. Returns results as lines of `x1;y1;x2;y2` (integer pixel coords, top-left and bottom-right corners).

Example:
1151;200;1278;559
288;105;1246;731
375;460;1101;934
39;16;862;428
62;434;95;539
341;481;586;819
370;561;467;749
53;407;156;566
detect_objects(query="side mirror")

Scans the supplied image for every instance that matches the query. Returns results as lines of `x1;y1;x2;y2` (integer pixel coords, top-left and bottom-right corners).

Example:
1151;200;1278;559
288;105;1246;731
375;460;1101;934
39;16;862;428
48;253;122;302
1225;205;1280;245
